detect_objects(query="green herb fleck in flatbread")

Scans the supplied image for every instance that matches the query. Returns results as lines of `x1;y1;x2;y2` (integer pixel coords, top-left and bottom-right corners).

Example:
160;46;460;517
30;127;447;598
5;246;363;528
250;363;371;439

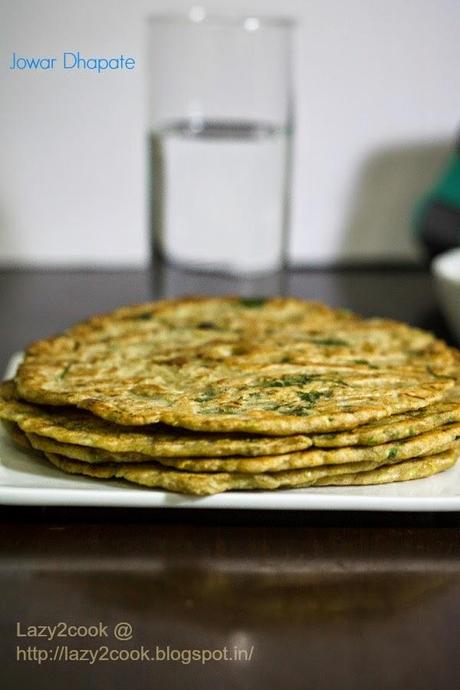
238;298;268;308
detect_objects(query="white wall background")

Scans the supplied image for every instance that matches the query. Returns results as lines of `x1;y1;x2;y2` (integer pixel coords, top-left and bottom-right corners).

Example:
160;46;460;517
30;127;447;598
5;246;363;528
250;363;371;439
1;0;459;267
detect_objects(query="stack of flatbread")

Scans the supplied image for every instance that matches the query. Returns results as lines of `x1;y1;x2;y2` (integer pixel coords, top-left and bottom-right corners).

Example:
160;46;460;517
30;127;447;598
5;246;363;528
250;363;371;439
1;297;459;495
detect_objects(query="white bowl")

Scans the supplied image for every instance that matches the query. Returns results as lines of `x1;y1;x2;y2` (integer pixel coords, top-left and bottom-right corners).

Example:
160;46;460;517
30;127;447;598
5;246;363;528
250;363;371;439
431;247;460;343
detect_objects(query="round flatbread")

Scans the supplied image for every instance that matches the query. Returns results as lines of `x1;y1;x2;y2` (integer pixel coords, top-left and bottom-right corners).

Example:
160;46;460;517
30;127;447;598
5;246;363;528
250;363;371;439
0;381;312;457
1;419;33;450
20;420;460;473
42;448;457;495
15;298;455;434
313;450;457;487
4;381;460;460
311;402;460;447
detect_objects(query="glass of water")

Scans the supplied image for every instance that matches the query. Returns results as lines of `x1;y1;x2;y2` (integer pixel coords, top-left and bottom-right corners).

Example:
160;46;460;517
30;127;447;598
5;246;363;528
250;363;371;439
147;9;295;285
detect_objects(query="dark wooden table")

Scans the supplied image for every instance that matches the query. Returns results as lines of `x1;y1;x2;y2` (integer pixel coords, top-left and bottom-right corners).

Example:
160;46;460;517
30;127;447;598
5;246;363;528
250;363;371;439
1;267;459;690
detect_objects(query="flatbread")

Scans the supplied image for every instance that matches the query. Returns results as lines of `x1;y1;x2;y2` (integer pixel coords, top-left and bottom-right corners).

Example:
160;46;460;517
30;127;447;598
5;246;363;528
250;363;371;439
0;381;312;457
313;450;457;487
311;402;460;447
42;448;457;495
4;418;457;495
1;420;33;450
21;420;460;473
4;380;460;461
15;297;455;433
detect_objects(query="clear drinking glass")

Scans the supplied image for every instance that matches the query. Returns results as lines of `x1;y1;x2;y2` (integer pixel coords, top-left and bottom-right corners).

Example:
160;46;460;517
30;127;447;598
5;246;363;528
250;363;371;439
146;9;294;289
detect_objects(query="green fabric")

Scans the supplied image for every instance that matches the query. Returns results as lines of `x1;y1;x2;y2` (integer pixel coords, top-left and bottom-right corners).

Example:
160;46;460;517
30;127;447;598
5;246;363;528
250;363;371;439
414;152;460;235
431;153;460;208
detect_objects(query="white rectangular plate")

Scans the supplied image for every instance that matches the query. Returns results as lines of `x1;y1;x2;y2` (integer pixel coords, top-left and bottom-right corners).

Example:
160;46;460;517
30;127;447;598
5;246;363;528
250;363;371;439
1;353;460;511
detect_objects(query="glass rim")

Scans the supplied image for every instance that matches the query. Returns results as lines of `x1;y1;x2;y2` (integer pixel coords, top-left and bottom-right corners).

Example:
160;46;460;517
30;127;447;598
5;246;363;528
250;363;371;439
146;10;296;29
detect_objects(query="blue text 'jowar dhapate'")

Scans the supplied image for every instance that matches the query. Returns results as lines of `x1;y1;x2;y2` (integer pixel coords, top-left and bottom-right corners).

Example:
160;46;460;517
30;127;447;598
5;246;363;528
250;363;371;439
9;52;136;73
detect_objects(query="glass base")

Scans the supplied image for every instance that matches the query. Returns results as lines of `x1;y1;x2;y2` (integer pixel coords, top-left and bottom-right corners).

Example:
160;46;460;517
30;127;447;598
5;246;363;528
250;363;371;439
150;258;288;299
